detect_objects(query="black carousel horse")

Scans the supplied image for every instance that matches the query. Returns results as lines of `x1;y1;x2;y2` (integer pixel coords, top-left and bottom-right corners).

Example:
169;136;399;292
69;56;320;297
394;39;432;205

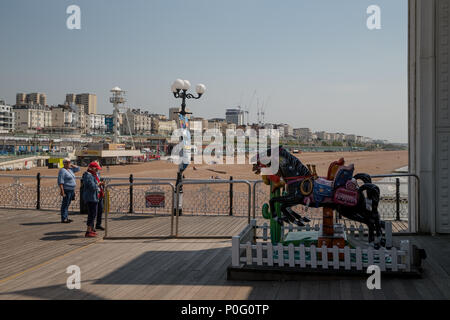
253;146;386;247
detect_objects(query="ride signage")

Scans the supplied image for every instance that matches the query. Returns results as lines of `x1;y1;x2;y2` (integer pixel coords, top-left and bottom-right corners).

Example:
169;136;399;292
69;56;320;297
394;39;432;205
145;192;165;208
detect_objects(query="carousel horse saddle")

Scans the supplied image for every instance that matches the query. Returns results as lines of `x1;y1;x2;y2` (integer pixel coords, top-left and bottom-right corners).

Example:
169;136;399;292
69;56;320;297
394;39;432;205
312;164;358;207
313;178;334;204
333;164;355;189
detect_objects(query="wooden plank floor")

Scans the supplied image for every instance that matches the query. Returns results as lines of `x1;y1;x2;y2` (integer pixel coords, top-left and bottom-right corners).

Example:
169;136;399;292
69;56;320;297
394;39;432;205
0;209;100;281
0;235;449;300
106;214;249;238
0;208;444;300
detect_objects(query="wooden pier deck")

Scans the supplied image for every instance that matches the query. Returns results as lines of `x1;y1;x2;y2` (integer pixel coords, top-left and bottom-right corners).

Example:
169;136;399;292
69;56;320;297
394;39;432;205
0;208;449;300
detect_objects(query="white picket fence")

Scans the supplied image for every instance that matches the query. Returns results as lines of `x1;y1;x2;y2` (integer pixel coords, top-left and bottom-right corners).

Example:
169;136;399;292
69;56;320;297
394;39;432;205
231;220;411;273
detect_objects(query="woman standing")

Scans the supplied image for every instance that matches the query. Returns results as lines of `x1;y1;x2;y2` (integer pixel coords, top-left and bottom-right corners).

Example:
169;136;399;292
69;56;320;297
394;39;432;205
82;161;103;237
94;167;106;231
58;158;80;223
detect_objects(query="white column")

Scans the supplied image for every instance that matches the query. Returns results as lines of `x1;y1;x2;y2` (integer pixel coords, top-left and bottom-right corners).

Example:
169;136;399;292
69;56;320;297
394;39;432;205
409;0;450;234
435;0;450;233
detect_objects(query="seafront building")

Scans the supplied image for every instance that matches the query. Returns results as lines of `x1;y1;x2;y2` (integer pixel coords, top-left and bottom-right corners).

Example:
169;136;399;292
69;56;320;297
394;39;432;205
65;93;97;115
13;105;52;133
16;92;47;106
277;123;293;137
225;108;245;126
122;109;152;135
86;113;106;135
47;104;78;135
190;117;208;133
149;114;168;134
15;93;26;105
294;128;313;141
0;100;15;133
155;119;177;135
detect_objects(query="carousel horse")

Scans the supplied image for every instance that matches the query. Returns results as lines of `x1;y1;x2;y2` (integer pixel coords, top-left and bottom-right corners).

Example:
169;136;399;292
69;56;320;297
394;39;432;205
252;146;386;247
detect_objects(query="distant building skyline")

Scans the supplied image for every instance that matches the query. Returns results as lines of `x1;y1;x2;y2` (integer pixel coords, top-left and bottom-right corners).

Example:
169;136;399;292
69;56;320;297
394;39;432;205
1;89;397;143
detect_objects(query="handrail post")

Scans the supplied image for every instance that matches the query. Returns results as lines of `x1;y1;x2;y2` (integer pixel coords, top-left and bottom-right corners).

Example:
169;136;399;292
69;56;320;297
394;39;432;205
105;187;109;238
253;180;262;219
229;176;233;216
248;181;251;224
252;181;257;220
170;183;175;237
395;178;400;221
36;173;41;210
129;174;134;214
175;183;180;237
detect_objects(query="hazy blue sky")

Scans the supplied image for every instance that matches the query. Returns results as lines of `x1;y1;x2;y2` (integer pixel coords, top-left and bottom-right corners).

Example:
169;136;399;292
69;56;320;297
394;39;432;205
0;0;408;142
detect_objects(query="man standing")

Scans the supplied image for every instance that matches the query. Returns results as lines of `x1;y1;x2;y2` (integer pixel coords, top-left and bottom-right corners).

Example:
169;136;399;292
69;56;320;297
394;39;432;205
58;158;80;223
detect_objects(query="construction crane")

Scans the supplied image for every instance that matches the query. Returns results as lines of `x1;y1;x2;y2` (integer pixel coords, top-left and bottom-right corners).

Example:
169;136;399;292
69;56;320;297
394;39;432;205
262;96;270;126
257;97;261;126
245;90;256;125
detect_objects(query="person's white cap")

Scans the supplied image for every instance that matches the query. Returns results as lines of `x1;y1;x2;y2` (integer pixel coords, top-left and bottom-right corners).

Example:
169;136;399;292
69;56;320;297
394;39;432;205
63;158;71;163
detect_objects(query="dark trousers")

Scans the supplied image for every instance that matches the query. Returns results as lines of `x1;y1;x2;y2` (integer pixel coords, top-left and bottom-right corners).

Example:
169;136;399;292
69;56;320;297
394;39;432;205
61;189;75;221
86;201;98;228
96;198;104;227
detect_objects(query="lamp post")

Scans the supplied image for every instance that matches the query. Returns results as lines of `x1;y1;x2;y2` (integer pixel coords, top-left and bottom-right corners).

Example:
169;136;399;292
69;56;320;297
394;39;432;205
171;79;206;217
171;79;206;115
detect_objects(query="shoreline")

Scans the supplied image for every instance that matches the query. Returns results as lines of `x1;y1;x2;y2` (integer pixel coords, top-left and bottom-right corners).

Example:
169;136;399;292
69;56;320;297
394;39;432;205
0;150;408;182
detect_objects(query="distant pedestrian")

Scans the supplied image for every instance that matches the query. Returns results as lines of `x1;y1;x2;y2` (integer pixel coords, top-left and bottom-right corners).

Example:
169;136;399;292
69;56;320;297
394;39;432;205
58;158;80;223
82;162;102;237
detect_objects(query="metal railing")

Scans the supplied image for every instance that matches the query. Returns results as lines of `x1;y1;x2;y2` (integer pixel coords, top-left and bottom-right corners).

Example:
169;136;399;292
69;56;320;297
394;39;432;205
371;173;420;232
104;182;175;239
175;179;252;237
102;179;251;238
0;172;420;233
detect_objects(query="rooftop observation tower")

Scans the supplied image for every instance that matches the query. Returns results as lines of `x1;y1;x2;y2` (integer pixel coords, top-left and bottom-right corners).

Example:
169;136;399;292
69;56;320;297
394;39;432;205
110;87;126;143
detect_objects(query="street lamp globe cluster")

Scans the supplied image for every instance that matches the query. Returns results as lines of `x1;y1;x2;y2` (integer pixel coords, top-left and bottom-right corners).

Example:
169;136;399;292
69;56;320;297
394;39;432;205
171;79;206;115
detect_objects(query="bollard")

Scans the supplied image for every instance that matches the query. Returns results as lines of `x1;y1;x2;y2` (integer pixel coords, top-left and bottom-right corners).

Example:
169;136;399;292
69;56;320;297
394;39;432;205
229;176;233;216
36;173;41;210
395;178;400;221
129;174;134;214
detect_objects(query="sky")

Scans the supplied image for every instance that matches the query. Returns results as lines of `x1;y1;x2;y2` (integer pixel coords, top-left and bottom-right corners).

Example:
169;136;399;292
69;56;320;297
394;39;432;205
0;0;408;143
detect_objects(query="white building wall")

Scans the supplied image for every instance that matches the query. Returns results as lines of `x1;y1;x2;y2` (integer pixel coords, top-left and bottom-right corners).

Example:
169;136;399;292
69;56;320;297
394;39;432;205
409;0;450;233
